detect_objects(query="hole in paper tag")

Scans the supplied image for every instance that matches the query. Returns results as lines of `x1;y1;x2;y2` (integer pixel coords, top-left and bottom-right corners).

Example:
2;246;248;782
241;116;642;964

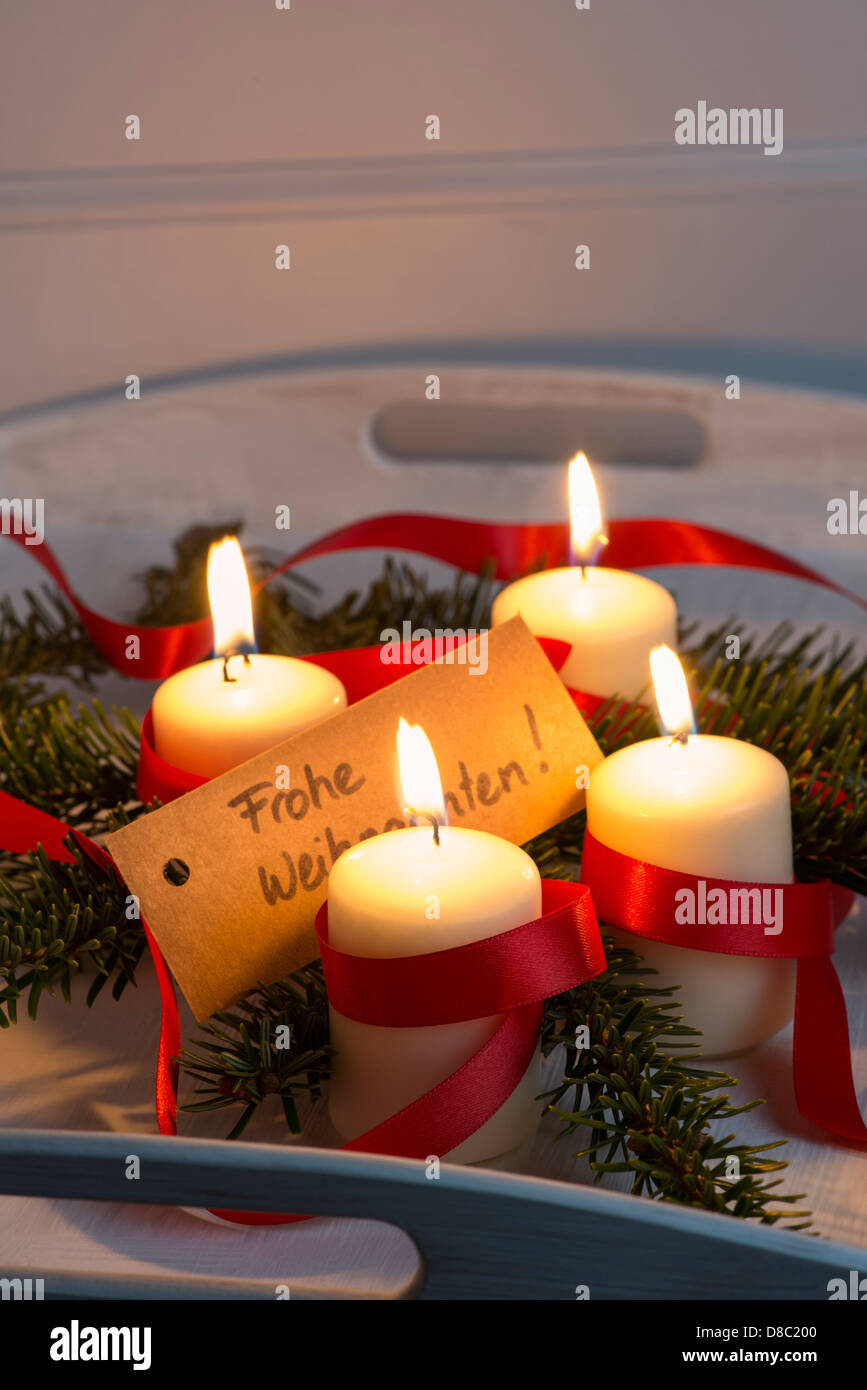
163;858;191;886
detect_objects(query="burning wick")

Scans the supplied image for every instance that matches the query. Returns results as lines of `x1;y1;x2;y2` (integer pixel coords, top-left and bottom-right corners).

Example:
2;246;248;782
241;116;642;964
221;649;252;684
406;809;441;846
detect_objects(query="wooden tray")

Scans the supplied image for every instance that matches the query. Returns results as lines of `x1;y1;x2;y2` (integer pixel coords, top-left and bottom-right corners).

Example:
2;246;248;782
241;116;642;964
1;364;864;1298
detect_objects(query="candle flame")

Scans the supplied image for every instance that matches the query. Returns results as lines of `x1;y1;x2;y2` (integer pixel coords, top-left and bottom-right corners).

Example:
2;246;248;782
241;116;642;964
650;645;695;740
397;718;446;830
568;452;606;566
207;537;256;657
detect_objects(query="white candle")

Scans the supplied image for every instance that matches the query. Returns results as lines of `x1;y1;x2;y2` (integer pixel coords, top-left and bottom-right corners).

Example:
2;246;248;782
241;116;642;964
585;646;796;1057
153;654;347;780
491;453;676;699
327;721;543;1163
151;538;346;779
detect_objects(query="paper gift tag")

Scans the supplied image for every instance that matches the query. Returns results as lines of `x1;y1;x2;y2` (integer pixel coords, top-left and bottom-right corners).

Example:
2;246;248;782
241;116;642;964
108;617;602;1020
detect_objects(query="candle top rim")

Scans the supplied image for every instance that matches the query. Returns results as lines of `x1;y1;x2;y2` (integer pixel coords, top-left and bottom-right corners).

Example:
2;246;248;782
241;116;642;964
332;823;541;882
497;565;671;588
590;733;791;810
492;565;677;647
156;651;347;684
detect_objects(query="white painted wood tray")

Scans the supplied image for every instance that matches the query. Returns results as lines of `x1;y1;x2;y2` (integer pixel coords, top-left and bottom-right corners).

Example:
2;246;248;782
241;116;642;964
0;364;864;1298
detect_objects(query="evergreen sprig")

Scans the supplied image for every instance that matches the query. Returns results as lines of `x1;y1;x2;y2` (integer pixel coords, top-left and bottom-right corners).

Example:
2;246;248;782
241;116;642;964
0;587;106;719
542;932;808;1225
0;834;143;1026
178;967;332;1140
0;698;140;831
1;522;864;1229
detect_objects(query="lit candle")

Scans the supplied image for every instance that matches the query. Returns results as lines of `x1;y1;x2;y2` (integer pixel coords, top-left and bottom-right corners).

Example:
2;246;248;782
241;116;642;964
327;719;543;1163
491;453;677;699
152;537;347;779
585;645;796;1057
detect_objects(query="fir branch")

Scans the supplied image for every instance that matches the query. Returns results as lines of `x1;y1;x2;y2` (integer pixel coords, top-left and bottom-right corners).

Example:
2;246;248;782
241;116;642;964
265;556;498;657
0;835;144;1027
130;519;497;658
0;698;141;834
131;519;317;650
541;935;809;1226
177;968;332;1139
0;587;107;718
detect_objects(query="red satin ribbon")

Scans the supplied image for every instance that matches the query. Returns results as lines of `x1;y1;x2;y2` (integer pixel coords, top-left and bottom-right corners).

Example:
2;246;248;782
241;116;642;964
316;878;603;1027
0;788;82;857
5;512;864;680
580;831;865;1146
137;710;206;804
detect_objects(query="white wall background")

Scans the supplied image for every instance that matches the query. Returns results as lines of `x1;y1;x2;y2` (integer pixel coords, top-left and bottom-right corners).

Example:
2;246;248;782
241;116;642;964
1;1;867;415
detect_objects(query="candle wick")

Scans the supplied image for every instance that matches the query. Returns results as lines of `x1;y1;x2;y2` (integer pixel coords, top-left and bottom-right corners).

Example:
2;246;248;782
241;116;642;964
221;650;251;684
407;807;441;846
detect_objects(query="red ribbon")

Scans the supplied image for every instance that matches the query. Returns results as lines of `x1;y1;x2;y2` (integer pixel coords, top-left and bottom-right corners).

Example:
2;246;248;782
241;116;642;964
316;878;603;1027
5;512;864;680
580;831;865;1146
137;710;206;804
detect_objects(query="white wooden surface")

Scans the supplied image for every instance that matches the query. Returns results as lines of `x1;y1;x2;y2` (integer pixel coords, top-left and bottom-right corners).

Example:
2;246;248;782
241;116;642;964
3;2;867;415
0;364;864;1296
